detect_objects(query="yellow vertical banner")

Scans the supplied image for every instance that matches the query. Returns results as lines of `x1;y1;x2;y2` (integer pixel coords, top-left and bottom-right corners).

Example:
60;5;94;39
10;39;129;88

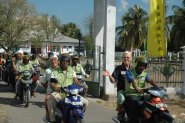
147;0;166;57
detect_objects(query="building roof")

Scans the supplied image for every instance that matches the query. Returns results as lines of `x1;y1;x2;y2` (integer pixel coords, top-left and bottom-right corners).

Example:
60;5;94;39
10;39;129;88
46;35;85;44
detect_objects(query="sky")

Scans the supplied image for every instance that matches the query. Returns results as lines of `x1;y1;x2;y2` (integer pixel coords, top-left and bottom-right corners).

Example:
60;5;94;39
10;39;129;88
28;0;182;35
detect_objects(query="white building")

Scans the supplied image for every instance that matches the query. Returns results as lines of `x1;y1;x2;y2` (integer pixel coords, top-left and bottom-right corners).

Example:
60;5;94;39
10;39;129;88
22;35;86;56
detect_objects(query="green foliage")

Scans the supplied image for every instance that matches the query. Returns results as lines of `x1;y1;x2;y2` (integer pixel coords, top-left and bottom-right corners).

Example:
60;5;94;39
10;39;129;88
116;5;148;50
0;0;36;50
59;22;80;39
39;14;61;42
82;15;93;58
83;35;93;57
166;0;185;51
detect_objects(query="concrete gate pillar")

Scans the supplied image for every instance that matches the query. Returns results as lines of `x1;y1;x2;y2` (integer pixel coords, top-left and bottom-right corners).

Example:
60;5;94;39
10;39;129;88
181;46;185;95
93;0;116;96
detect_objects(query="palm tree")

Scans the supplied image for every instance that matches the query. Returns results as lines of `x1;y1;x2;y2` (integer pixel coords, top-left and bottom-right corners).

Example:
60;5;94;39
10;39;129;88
116;5;148;50
167;0;185;51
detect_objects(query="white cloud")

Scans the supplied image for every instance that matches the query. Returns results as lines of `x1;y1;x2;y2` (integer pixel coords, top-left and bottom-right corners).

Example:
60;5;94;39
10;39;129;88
119;0;128;11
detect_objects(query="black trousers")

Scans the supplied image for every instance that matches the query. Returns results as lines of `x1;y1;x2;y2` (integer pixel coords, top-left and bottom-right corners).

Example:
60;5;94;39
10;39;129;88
125;95;150;123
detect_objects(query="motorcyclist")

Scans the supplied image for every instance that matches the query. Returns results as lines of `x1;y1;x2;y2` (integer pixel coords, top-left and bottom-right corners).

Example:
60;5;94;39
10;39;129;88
71;55;90;78
125;55;158;122
14;55;37;99
41;54;59;122
30;54;40;66
102;51;133;121
30;54;41;80
10;50;23;91
38;52;54;69
47;55;88;123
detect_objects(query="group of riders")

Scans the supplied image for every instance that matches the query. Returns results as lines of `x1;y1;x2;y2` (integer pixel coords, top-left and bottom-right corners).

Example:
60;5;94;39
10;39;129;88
0;50;90;123
0;49;170;123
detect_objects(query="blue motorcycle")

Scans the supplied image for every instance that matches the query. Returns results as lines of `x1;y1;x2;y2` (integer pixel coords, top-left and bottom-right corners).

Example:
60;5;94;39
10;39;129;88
56;84;85;123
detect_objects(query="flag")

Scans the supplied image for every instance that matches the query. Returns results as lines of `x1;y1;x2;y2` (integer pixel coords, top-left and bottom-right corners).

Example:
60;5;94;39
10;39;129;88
48;44;51;52
147;0;166;57
130;46;133;53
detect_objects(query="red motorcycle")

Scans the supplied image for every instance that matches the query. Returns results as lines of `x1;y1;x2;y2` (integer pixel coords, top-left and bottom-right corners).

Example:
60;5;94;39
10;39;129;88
113;87;175;123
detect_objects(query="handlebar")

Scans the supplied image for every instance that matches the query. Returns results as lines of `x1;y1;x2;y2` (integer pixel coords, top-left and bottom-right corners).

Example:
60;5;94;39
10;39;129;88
60;84;84;94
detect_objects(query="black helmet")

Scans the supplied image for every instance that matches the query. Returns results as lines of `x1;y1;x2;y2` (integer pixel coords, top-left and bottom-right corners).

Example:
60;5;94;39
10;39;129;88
135;55;148;67
48;52;54;58
22;55;30;60
72;55;79;59
60;55;70;62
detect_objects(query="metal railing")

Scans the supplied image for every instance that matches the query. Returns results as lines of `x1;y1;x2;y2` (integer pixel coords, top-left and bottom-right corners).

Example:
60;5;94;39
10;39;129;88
115;58;184;87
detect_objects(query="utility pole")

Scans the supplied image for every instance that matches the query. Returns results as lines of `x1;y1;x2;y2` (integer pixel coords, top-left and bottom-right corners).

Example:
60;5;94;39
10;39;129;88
78;30;82;57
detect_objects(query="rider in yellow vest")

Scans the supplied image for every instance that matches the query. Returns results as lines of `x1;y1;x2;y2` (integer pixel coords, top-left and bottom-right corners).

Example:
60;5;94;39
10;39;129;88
14;55;35;100
71;55;89;78
125;55;158;122
47;55;88;123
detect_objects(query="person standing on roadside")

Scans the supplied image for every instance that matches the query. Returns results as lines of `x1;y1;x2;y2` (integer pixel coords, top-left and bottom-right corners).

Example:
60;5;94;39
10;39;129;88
41;54;59;122
83;60;92;75
102;51;133;121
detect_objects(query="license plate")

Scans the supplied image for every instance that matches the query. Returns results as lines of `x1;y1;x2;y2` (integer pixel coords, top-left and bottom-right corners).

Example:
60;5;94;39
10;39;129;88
155;103;167;108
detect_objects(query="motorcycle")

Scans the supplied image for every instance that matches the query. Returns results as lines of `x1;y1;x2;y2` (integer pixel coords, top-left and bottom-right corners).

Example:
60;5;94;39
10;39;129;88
76;73;88;97
18;70;32;107
56;84;85;123
32;64;40;82
113;87;175;123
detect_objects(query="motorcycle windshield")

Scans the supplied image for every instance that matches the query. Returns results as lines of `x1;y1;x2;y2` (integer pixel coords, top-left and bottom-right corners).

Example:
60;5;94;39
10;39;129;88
148;89;165;98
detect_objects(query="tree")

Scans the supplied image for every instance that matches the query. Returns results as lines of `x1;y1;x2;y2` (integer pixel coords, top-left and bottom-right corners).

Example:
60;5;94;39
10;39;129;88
83;15;93;57
116;5;148;50
166;0;185;51
39;14;61;42
36;14;62;52
0;0;37;51
60;22;80;39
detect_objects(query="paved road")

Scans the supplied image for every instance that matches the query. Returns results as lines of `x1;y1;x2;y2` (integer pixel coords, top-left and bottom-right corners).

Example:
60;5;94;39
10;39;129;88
0;81;116;123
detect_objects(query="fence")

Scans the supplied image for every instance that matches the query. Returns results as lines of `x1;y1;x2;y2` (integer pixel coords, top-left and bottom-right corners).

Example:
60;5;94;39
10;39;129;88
147;58;183;87
115;57;184;87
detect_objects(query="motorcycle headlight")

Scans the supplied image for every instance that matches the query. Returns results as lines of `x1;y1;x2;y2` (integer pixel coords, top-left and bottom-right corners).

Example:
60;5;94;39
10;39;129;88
70;89;79;95
21;79;32;84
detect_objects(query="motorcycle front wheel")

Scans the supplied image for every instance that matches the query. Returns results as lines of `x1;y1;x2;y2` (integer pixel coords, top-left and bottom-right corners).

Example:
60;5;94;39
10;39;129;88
24;90;30;107
151;113;174;123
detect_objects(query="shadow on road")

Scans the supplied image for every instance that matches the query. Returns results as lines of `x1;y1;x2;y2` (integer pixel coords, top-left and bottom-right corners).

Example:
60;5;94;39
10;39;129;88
0;82;14;93
0;81;45;108
36;85;46;94
31;101;44;108
0;96;27;108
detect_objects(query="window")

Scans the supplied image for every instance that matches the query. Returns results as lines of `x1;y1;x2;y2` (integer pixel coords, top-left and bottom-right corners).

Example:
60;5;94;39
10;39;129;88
68;46;72;52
